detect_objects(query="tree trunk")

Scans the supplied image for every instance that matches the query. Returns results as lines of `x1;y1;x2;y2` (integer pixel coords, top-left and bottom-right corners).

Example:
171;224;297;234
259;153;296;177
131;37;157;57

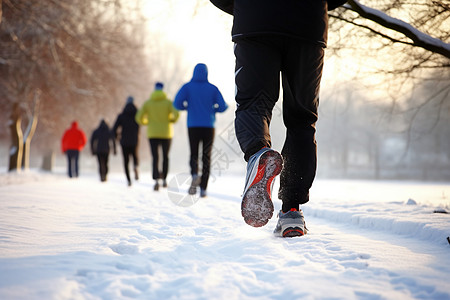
8;103;23;172
21;91;41;170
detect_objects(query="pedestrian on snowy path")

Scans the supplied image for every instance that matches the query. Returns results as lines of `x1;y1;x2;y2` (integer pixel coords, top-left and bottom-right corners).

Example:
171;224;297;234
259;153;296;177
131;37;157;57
90;119;116;182
174;63;228;198
210;0;347;236
113;96;140;186
61;121;87;178
135;82;180;191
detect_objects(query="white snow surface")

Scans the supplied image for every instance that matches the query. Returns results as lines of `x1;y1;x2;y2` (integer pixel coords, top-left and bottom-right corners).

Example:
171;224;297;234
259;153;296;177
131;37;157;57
0;170;449;300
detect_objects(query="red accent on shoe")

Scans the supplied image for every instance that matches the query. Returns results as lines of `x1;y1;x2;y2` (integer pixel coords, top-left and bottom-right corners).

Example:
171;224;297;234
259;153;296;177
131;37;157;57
250;162;266;188
283;228;305;237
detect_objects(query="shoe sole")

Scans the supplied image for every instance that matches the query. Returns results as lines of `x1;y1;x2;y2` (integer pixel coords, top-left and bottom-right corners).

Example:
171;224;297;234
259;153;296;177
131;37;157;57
282;225;305;237
241;150;283;227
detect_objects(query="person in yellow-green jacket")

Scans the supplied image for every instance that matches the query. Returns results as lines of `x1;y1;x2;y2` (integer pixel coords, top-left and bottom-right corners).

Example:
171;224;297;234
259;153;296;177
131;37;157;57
135;82;180;191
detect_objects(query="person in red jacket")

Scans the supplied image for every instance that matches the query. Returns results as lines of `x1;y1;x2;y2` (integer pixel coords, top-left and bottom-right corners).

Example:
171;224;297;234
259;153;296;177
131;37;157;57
61;121;87;178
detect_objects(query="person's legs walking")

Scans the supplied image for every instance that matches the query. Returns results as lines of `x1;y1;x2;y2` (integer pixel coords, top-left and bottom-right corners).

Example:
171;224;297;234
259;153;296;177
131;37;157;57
66;151;73;178
161;139;172;187
234;37;281;161
279;41;323;211
122;146;131;185
149;139;161;190
200;128;215;197
73;150;79;177
273;40;324;237
132;146;139;180
234;37;284;227
188;128;201;195
97;153;108;182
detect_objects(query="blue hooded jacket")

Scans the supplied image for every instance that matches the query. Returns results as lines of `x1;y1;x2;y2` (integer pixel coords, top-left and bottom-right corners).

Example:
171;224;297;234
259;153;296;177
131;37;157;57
174;63;228;128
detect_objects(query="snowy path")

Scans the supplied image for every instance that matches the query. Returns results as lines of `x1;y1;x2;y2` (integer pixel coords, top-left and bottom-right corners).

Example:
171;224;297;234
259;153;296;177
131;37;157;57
0;171;449;299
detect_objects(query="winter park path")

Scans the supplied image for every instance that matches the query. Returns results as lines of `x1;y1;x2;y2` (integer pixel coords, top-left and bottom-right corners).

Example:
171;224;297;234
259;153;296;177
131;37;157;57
0;171;449;300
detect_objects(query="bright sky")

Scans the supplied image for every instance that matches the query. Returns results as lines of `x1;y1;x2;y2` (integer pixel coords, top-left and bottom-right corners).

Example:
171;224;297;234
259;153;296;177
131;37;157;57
139;0;416;106
142;0;235;101
140;0;375;103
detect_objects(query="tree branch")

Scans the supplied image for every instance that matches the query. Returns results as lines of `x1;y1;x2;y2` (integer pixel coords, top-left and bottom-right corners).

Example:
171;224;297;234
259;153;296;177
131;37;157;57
345;0;450;59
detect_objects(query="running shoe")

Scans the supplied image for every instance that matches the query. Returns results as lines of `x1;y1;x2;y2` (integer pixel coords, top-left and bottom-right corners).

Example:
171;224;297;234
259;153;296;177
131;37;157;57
273;208;306;237
241;148;283;227
188;175;201;195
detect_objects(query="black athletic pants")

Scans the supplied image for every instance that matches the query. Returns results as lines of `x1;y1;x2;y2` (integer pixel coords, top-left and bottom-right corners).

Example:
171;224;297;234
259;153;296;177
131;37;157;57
66;150;79;178
149;138;172;180
96;153;109;181
121;145;138;183
234;36;324;210
188;127;215;191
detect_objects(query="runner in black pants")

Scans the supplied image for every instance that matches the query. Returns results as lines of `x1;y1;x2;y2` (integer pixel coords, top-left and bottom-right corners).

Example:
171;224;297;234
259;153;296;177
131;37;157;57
174;63;228;198
91;119;116;182
149;138;172;185
234;36;324;212
188;127;215;195
136;83;180;191
211;0;347;236
121;146;139;184
113;96;140;186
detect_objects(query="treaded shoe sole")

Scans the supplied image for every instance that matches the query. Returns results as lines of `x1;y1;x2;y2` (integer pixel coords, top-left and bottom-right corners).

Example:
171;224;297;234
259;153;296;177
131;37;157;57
281;224;305;237
241;150;283;227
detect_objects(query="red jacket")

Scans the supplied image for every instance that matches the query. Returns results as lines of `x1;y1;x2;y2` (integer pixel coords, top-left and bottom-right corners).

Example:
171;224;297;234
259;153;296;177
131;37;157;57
61;121;87;152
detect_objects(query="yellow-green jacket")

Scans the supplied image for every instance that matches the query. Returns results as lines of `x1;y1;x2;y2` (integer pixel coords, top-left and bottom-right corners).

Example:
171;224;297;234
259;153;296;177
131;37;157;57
135;90;180;139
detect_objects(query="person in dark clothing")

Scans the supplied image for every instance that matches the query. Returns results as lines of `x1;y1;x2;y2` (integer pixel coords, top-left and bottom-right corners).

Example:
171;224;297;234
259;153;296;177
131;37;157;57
113;96;140;186
91;119;116;182
174;63;228;198
210;0;347;237
61;121;87;178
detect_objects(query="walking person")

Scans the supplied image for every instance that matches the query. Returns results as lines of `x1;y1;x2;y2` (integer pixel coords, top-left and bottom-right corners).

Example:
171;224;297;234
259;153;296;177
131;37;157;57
174;63;228;198
113;96;140;186
90;119;116;182
61;121;87;178
210;0;347;236
135;82;180;191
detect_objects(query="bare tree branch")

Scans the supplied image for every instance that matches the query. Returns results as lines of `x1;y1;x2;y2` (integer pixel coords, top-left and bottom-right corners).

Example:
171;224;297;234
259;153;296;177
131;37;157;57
345;0;450;59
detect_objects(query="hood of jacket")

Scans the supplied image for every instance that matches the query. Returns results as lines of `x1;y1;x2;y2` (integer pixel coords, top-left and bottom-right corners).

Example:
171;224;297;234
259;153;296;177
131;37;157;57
150;90;168;101
123;102;137;115
99;119;108;130
191;63;208;82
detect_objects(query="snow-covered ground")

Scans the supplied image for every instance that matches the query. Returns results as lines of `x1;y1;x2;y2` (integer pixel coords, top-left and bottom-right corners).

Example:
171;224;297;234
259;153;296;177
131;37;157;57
0;169;449;300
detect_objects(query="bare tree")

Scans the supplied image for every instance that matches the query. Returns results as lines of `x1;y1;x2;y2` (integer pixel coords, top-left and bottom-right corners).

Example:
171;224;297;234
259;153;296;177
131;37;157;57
328;0;449;105
0;0;151;171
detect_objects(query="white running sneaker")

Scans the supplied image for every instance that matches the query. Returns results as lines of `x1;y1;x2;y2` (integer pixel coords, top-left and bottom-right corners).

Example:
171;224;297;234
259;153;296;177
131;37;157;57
241;148;283;227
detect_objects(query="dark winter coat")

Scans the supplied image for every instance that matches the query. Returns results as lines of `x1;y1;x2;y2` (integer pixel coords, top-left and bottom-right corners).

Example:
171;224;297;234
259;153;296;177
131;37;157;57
173;63;228;128
113;103;140;147
90;120;116;155
61;121;87;152
210;0;347;46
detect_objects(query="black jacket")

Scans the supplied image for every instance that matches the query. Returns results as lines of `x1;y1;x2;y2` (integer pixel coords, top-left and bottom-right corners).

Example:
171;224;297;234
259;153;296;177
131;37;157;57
113;103;140;147
210;0;347;46
91;120;116;155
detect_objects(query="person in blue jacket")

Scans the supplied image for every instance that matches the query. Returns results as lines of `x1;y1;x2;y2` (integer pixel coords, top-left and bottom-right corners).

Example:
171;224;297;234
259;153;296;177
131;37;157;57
174;63;228;198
